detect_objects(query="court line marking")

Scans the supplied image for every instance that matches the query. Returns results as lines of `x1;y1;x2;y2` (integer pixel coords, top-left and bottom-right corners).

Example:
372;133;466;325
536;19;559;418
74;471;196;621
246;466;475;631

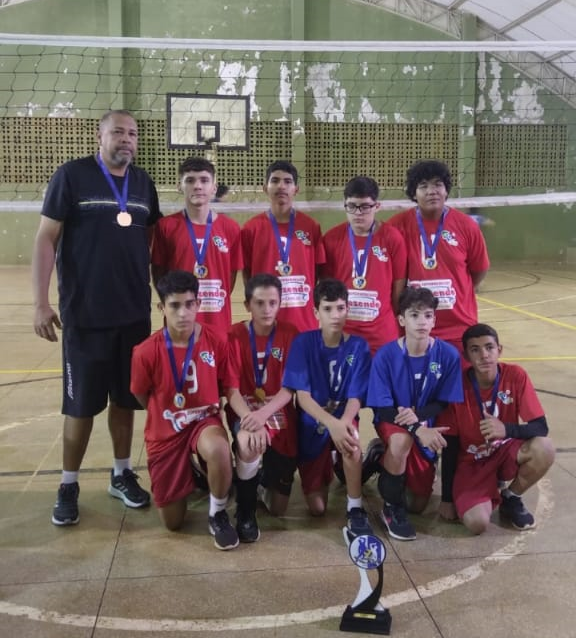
0;369;61;374
477;296;576;331
0;479;553;632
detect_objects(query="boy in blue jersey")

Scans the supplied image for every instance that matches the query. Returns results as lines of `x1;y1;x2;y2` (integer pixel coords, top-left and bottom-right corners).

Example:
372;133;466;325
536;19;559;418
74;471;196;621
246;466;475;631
366;287;463;541
283;278;373;536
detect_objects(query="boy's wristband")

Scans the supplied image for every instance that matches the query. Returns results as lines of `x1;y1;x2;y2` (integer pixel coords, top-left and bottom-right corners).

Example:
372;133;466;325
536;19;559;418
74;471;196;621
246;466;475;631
405;422;421;436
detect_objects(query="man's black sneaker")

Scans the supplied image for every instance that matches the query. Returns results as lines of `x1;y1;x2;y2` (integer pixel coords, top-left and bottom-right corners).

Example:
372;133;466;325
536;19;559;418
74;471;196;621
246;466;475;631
347;507;374;537
381;502;416;541
209;510;240;550
52;482;80;526
499;493;535;530
108;469;151;508
361;438;385;484
236;508;261;543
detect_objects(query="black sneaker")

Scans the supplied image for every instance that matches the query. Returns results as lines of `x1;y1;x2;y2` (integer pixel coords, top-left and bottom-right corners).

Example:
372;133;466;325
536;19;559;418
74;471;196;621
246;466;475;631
209;510;240;550
108;469;151;508
499;493;535;530
52;482;80;526
236;508;261;543
361;438;385;484
347;507;374;537
381;502;416;541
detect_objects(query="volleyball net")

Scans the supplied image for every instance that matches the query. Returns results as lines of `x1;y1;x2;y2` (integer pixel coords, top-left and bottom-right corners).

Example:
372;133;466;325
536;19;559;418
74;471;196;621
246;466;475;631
1;33;576;215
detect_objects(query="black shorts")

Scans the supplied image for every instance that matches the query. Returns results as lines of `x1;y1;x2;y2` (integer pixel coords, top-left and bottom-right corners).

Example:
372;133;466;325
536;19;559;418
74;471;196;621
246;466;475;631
260;446;297;497
62;320;151;418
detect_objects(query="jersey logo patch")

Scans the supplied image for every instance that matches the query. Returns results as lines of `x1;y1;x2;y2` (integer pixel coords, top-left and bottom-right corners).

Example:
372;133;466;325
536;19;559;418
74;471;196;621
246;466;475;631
271;347;283;361
441;230;458;246
498;390;514;404
200;351;215;367
429;361;442;379
212;235;229;252
295;230;311;246
371;246;389;262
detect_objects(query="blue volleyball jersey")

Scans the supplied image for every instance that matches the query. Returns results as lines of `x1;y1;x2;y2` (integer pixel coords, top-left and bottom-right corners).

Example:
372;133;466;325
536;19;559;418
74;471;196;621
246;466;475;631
283;330;371;460
367;338;463;424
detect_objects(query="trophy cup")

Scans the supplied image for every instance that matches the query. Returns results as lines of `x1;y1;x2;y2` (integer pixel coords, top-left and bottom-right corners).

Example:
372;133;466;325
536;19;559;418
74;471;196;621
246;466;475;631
340;528;392;635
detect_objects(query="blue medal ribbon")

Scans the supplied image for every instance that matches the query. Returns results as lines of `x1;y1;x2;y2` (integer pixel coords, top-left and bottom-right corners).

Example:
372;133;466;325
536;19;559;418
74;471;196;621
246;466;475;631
268;208;295;268
248;321;276;391
97;153;129;212
415;207;448;265
184;210;213;271
347;221;374;279
470;367;500;418
163;327;195;404
402;338;436;461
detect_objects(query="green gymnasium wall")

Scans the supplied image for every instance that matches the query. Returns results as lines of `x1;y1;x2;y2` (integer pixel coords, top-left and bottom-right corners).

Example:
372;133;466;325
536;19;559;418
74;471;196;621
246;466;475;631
0;0;575;265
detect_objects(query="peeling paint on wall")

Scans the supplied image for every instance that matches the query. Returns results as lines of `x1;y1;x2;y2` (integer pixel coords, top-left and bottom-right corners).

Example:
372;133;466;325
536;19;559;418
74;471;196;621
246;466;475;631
217;61;261;120
358;97;381;123
508;81;544;123
305;63;346;123
488;58;503;114
278;61;292;120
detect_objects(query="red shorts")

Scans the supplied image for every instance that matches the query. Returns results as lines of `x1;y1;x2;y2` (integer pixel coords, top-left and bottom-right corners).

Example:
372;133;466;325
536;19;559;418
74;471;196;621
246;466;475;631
146;417;223;508
453;439;523;517
375;422;436;497
298;442;334;495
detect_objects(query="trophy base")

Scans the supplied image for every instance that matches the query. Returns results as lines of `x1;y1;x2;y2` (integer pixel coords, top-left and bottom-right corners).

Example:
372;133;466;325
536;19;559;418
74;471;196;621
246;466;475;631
339;605;392;635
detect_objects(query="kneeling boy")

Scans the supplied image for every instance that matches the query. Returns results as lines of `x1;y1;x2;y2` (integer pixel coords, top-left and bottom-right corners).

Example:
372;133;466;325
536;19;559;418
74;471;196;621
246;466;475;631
283;278;373;536
366;287;463;541
438;323;555;534
131;270;239;550
226;273;298;542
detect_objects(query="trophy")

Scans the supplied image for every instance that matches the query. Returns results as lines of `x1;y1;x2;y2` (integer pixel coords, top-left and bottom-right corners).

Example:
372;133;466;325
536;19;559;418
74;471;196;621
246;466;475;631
340;529;392;635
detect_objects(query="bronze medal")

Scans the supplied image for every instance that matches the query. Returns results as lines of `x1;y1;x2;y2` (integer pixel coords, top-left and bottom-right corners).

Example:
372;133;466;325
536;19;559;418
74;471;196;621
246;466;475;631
254;387;266;402
116;211;132;227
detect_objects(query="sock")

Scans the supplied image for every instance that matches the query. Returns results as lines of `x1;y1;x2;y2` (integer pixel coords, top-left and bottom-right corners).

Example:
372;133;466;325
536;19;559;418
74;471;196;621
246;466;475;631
113;458;131;477
378;469;405;505
502;488;521;499
61;470;79;485
235;457;261;481
209;494;228;517
347;495;363;511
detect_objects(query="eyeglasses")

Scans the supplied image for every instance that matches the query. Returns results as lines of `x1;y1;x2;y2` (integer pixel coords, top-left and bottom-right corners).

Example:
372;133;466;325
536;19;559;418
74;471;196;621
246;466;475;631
344;202;377;215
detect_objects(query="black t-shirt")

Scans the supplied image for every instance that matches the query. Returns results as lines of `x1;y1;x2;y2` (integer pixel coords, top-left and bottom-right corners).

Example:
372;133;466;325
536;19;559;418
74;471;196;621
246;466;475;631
42;155;162;328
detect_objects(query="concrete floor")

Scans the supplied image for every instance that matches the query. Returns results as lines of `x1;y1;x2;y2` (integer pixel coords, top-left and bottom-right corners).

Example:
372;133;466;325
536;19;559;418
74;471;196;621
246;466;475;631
0;265;575;638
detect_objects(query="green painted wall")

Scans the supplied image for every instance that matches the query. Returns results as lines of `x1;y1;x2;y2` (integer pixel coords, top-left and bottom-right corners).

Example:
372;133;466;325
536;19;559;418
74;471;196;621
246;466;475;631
1;0;575;265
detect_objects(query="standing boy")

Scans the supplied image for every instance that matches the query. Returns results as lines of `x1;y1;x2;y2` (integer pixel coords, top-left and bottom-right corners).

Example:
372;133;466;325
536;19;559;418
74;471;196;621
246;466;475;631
438;323;555;534
282;278;373;535
152;157;242;336
241;160;325;332
226;273;299;542
322;176;407;354
388;160;490;351
130;270;239;550
32;109;161;526
366;287;463;541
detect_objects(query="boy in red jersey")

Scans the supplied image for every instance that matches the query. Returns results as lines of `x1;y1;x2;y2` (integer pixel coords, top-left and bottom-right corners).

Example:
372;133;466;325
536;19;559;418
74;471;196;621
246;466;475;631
151;157;243;336
226;274;298;542
322;175;407;354
241;160;325;332
131;270;239;550
388;160;490;352
438;324;555;534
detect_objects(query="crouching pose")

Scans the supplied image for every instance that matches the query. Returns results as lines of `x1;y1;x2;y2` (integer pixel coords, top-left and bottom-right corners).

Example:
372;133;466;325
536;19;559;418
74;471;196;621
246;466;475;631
438;323;555;534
